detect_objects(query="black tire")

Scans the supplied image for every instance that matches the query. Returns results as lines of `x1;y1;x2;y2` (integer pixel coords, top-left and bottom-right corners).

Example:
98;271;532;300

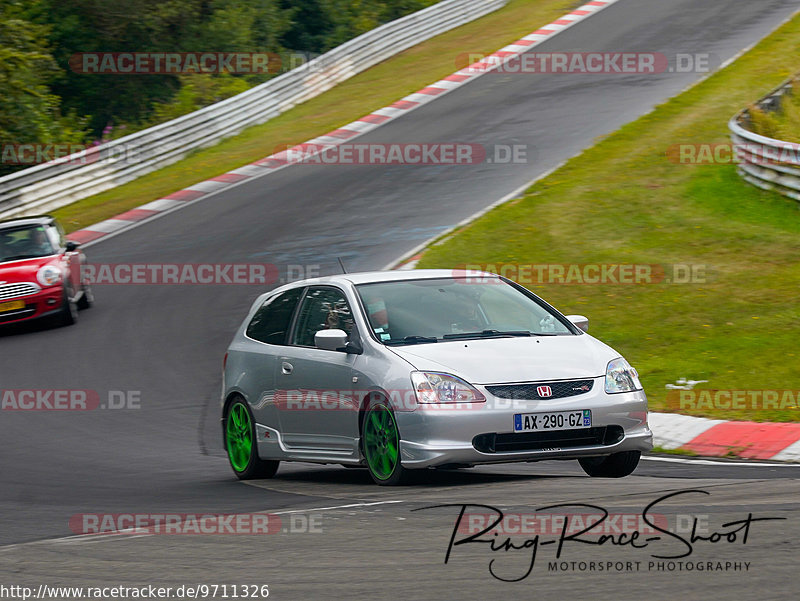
224;398;279;480
579;451;641;478
361;399;410;486
77;283;94;310
57;286;78;326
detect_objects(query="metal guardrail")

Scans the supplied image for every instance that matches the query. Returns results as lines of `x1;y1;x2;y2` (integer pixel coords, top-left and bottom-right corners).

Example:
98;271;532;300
0;0;506;220
729;77;800;202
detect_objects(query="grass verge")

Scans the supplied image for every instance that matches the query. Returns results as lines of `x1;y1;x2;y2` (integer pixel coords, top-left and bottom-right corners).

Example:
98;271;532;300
52;0;581;233
748;75;800;142
651;447;699;457
417;13;800;422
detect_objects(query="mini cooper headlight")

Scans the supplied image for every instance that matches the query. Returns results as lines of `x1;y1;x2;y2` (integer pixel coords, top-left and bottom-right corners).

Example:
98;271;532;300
605;357;643;394
411;372;485;403
36;265;62;287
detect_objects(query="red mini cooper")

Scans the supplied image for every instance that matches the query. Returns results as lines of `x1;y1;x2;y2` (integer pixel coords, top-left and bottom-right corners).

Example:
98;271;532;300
0;216;93;327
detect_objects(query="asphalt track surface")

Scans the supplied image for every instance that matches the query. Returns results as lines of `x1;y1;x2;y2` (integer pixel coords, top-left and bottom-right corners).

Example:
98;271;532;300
2;0;800;598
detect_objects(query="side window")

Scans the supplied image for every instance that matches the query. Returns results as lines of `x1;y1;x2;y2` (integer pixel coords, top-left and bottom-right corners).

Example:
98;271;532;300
246;288;303;345
292;287;355;347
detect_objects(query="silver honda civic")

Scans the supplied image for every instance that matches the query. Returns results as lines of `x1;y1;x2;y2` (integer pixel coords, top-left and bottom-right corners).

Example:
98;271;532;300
221;270;652;485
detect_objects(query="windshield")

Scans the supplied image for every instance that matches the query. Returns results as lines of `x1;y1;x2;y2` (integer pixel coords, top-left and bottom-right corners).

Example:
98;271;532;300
356;277;574;344
0;225;57;262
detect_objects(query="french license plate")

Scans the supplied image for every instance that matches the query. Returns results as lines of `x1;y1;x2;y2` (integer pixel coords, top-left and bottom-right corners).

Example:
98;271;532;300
514;410;591;433
0;300;25;313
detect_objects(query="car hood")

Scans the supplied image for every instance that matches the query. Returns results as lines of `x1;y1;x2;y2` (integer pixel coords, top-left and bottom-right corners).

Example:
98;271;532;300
0;255;60;283
388;334;619;384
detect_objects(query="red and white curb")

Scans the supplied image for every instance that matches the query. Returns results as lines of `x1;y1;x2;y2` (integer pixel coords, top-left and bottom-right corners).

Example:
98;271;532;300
650;412;800;462
67;0;622;247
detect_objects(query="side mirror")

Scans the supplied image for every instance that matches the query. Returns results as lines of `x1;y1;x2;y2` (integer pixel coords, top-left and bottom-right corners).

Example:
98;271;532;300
566;315;589;333
65;241;80;252
315;329;349;351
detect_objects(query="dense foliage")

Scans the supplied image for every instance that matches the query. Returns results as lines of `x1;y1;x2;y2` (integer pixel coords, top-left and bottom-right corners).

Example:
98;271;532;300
0;0;437;174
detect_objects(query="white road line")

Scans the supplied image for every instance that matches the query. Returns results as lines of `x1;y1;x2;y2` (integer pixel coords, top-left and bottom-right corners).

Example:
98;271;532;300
265;500;405;514
643;455;800;467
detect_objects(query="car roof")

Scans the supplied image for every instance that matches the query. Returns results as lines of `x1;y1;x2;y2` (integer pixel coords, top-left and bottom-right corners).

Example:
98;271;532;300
250;269;505;306
295;269;500;287
0;215;54;229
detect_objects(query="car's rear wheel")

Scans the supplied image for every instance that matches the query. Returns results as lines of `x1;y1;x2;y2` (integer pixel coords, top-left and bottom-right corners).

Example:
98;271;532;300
579;451;641;478
225;398;279;480
362;401;409;486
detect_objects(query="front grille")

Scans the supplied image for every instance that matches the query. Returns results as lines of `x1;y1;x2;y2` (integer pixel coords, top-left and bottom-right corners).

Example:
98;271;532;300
0;306;36;323
0;282;40;301
485;379;594;400
473;426;624;453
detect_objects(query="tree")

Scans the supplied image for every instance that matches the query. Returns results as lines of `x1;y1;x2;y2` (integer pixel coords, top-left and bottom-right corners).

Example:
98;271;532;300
0;0;86;175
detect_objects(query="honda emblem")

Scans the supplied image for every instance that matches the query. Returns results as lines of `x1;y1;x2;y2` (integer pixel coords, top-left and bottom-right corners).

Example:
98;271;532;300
537;385;553;398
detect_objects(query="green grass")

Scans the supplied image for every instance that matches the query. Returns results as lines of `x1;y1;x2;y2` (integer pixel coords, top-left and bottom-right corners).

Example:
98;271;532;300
651;446;698;457
417;13;800;423
52;0;581;233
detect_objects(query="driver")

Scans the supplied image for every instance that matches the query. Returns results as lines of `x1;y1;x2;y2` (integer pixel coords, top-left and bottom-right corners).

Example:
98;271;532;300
26;228;53;256
362;292;390;337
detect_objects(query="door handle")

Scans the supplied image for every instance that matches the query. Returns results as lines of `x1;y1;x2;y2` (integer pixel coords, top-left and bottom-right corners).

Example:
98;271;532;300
281;361;293;375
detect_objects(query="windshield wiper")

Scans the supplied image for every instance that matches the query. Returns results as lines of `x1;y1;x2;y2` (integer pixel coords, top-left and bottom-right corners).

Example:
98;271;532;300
442;329;534;340
385;335;439;345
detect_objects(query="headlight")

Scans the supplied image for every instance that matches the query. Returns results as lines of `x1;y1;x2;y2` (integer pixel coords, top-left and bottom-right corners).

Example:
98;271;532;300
36;265;62;287
605;357;643;394
411;372;486;403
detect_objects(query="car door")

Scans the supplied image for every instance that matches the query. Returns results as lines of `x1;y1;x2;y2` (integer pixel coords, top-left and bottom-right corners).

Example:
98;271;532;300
237;287;304;433
276;286;360;452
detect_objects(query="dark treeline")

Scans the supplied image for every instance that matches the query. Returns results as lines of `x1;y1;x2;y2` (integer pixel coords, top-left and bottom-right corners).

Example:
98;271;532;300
0;0;436;174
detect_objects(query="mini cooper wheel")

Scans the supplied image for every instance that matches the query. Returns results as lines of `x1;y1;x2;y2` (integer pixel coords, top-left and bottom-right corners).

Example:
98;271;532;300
57;285;78;326
579;451;641;478
362;401;409;486
77;282;94;310
225;398;279;479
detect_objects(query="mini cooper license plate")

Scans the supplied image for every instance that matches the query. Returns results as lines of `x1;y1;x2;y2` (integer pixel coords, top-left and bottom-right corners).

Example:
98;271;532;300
514;410;591;432
0;300;26;313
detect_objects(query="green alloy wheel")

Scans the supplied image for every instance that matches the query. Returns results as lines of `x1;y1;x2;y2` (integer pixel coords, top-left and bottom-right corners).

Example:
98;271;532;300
225;399;279;479
363;402;409;485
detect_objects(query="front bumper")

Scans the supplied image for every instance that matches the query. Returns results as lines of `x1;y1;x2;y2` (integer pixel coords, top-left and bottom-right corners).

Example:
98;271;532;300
0;287;64;325
394;382;652;468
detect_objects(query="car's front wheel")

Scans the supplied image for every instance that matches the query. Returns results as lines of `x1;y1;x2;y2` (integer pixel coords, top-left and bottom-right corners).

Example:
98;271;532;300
77;282;94;310
362;400;409;486
224;398;279;480
57;285;78;326
578;451;641;478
